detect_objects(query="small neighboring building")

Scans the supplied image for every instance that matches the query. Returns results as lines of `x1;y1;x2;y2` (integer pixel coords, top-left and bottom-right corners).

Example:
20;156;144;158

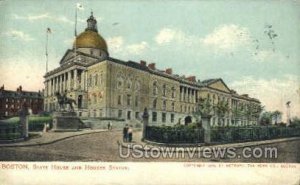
0;85;43;119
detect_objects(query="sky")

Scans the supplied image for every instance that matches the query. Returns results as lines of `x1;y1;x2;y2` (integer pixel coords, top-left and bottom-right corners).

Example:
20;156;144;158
0;0;299;119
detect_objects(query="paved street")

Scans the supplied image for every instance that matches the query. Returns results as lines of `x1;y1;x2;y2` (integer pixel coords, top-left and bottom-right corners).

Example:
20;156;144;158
0;130;299;162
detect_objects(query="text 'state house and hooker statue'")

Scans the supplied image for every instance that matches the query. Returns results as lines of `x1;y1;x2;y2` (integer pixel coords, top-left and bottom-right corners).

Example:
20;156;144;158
44;12;261;129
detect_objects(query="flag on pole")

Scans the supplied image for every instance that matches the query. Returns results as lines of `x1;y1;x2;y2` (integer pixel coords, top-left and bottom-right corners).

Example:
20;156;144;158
47;27;51;34
77;3;84;10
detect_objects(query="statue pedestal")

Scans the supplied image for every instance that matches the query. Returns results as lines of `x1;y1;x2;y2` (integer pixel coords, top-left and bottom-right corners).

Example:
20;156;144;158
202;116;212;144
52;111;82;132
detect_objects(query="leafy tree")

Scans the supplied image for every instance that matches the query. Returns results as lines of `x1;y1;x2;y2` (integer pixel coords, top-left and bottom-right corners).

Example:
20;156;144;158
271;110;282;124
214;100;229;126
193;97;214;122
259;111;272;125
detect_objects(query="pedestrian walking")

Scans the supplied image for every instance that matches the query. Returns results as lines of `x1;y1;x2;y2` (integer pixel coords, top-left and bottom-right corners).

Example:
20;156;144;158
128;125;133;142
109;122;112;130
123;124;129;142
108;122;112;130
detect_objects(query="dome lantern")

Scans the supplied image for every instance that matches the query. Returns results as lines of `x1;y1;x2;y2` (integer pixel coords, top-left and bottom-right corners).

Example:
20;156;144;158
86;11;98;32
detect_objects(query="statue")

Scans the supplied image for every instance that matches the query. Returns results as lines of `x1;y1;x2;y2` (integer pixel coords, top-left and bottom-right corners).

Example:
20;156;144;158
55;91;77;111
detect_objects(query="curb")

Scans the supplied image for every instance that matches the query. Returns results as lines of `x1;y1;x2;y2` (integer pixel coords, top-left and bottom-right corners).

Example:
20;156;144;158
0;130;108;148
119;137;300;153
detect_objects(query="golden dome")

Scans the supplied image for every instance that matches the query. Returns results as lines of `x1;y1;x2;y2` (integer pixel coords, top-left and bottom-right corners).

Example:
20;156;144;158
73;30;108;52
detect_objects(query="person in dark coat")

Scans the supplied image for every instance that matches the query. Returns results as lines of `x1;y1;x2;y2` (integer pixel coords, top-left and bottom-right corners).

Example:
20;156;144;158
128;125;133;142
123;124;129;142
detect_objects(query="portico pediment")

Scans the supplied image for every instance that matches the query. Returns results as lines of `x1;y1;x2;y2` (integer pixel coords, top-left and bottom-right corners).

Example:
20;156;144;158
207;79;231;93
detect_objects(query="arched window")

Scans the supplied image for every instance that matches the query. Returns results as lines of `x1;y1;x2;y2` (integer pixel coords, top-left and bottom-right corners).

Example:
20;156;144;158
117;77;123;89
153;82;158;95
89;74;92;87
99;73;103;85
117;95;122;105
95;74;98;86
162;84;167;97
135;81;140;91
153;98;157;109
171;102;175;112
127;80;132;89
171;87;175;98
163;100;167;110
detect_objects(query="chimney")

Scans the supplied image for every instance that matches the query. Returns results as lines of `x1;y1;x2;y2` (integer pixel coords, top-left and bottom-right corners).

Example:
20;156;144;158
19;85;22;92
165;68;172;75
242;94;249;97
186;76;196;82
140;60;147;66
0;84;4;91
148;63;156;70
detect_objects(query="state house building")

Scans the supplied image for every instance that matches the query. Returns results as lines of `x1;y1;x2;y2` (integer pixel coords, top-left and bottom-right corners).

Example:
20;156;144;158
44;13;261;127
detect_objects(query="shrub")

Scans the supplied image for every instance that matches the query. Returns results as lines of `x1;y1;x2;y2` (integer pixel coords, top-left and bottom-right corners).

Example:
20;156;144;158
28;116;53;131
0;133;21;140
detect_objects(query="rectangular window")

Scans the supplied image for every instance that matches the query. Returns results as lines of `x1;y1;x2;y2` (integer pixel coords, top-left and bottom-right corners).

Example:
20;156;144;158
152;112;157;122
127;95;131;106
117;95;122;105
127;111;131;120
163;100;166;110
135;96;138;107
135;112;139;119
171;114;174;123
118;110;122;118
162;113;166;123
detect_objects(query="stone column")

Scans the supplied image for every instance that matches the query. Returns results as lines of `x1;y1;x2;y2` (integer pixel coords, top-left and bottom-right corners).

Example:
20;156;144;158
51;78;54;96
74;69;77;90
64;72;67;91
56;76;59;93
57;76;60;93
68;71;71;91
142;108;149;141
59;75;62;93
53;77;57;95
19;105;29;139
202;115;212;144
81;70;85;91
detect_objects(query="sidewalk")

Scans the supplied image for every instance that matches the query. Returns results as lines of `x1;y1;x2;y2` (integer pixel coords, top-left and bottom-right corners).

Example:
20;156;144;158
120;131;300;152
0;129;107;147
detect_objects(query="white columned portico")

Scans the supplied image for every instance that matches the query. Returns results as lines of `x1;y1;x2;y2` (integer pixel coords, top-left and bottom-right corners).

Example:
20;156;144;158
68;71;72;91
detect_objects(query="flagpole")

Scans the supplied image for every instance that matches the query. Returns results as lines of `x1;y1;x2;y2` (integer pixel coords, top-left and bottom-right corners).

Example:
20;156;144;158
74;5;78;63
45;28;49;73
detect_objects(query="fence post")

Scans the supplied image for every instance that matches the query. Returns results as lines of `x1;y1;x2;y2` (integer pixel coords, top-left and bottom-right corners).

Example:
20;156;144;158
19;104;30;139
142;108;149;141
202;115;212;144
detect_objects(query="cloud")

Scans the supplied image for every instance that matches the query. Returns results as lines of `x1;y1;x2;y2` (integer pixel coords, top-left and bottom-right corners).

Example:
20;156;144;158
155;28;177;44
107;36;124;53
126;41;148;54
12;13;73;24
155;28;188;45
201;24;251;53
107;36;148;56
2;30;34;41
230;75;300;120
64;38;74;46
13;13;50;21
